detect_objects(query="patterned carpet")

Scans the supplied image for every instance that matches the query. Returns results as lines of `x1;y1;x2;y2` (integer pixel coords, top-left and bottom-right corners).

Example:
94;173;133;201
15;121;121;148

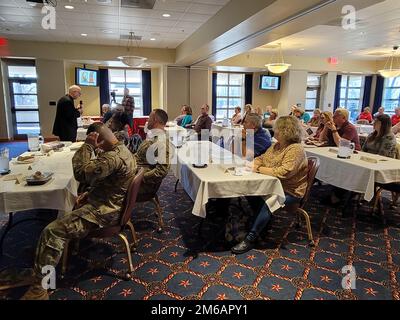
1;172;399;300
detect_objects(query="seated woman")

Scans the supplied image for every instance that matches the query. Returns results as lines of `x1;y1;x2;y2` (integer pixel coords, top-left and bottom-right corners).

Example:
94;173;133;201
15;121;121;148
231;106;242;125
174;104;189;126
358;107;373;123
262;109;278;129
308;109;321;127
231;116;308;254
310;111;333;141
241;104;252;124
362;114;397;158
180;105;193;127
293;107;311;123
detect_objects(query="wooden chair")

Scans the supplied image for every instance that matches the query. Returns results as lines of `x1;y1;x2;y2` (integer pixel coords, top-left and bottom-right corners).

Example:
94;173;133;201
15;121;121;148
286;157;320;247
61;168;144;279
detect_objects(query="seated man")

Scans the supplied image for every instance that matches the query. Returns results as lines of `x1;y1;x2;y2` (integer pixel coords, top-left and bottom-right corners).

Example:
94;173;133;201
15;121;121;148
134;109;170;197
21;124;137;299
242;113;272;159
322;108;361;151
192;104;212;138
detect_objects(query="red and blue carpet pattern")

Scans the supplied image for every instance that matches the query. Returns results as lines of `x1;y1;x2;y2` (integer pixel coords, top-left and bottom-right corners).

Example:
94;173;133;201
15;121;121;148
0;174;400;300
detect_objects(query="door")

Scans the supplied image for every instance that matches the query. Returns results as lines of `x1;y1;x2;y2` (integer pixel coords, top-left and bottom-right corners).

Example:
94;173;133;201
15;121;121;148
9;78;40;138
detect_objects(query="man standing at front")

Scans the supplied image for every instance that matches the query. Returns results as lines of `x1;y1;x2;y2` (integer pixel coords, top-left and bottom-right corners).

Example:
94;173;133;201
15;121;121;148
52;85;82;142
20;124;137;299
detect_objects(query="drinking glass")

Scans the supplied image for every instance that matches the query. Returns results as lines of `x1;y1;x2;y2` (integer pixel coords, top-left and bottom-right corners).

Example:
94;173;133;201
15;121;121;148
0;147;10;173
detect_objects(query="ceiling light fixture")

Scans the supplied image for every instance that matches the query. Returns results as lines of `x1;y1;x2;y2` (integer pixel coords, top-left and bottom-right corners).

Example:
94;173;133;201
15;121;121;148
118;31;147;67
64;5;74;10
102;29;113;34
81;33;87;37
150;38;156;41
378;46;400;78
162;13;171;18
265;43;291;74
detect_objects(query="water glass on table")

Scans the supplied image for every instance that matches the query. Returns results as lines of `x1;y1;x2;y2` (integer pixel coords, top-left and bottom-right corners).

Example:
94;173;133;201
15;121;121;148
0;147;10;174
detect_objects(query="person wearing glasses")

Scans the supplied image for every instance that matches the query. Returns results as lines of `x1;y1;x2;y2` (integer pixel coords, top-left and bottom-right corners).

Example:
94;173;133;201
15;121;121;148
52;85;82;142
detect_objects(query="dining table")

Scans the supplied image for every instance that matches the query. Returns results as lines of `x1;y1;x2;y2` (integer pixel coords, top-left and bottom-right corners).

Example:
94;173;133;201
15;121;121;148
169;139;286;218
0;144;81;255
304;146;400;202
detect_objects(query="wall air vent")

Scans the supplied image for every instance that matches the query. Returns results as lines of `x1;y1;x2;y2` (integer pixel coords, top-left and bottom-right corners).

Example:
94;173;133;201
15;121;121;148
121;0;156;9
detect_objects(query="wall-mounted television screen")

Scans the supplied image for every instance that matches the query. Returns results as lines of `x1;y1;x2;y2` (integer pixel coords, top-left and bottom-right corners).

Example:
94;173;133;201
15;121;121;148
259;75;281;90
75;68;98;87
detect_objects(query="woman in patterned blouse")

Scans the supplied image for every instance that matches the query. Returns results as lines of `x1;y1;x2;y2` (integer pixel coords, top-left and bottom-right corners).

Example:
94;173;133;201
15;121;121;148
231;116;308;254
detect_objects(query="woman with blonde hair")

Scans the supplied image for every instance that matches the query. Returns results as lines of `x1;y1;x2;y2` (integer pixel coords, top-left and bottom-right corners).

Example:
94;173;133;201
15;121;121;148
308;109;321;127
241;104;252;124
232;116;308;254
313;111;333;141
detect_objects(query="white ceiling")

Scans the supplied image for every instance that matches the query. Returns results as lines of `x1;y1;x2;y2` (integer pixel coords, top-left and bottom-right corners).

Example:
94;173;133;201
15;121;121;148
0;0;230;48
251;0;400;60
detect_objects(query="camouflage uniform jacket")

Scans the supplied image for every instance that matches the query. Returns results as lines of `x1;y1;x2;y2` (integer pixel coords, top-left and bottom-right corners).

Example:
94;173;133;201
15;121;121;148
72;141;137;225
134;132;170;192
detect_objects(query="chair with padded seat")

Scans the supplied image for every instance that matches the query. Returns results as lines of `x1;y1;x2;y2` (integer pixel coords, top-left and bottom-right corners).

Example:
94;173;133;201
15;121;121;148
61;168;144;279
286;157;320;247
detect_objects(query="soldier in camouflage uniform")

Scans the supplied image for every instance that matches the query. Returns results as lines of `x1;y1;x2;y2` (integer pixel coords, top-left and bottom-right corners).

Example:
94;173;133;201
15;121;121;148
134;109;170;198
21;124;137;300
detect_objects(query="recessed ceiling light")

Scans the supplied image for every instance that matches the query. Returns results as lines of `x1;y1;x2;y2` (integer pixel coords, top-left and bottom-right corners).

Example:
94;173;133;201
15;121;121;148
150;38;156;41
81;33;88;37
64;5;74;10
162;14;171;18
102;29;113;34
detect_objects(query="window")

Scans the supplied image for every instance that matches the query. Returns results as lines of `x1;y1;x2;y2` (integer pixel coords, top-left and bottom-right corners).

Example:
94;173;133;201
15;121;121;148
305;74;321;115
382;77;400;116
8;66;40;136
215;73;245;121
109;69;143;116
339;75;365;123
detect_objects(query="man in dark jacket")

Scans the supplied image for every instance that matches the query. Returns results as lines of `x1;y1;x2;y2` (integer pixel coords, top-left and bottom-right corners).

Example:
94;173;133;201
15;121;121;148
52;85;82;141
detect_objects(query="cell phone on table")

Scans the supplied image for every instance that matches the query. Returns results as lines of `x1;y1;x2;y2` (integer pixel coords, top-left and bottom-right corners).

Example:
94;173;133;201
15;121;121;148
306;128;314;135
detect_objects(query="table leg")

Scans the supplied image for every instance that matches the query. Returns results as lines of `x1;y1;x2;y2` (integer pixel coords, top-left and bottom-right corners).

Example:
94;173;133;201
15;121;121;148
174;179;179;192
0;213;14;257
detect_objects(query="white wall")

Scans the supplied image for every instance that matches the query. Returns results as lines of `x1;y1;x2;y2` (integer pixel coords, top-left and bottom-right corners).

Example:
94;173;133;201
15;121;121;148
320;72;337;113
0;61;12;139
36;59;67;138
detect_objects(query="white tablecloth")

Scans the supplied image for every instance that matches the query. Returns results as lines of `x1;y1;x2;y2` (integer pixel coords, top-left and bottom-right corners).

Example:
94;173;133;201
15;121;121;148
355;125;374;135
170;141;286;218
305;147;400;201
0;148;79;215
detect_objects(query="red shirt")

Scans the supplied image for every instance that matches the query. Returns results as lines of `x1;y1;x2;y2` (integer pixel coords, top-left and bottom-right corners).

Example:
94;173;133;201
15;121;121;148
392;114;400;126
327;121;361;151
358;112;373;123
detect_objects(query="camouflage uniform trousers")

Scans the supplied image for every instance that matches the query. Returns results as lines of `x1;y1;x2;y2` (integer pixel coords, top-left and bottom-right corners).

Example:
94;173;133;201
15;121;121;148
33;204;119;278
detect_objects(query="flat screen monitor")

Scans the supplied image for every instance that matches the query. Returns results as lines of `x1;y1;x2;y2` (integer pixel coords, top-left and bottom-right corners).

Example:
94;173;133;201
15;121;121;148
75;68;98;87
259;75;281;90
